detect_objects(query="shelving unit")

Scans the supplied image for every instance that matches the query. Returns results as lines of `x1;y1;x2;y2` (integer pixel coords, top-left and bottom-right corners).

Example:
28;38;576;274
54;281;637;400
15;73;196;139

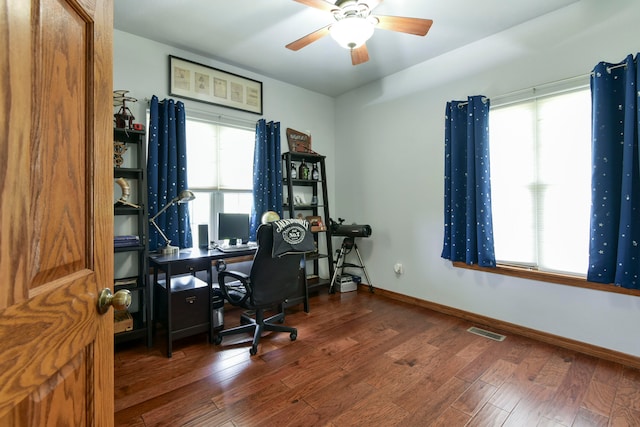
282;151;334;311
113;127;152;347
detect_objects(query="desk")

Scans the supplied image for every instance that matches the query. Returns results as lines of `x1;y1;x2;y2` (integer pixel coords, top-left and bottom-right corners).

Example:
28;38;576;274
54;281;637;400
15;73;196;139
149;247;256;357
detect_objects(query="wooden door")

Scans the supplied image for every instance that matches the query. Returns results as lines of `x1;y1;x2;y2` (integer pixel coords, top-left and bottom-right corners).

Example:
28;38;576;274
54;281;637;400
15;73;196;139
0;0;114;425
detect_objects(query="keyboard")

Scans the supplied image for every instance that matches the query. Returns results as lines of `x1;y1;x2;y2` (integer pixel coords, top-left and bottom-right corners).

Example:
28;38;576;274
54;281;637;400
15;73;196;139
218;244;256;253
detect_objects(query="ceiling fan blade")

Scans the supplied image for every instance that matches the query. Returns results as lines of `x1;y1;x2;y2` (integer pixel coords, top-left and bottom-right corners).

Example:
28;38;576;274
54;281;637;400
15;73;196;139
351;44;370;65
374;15;433;36
286;25;331;51
292;0;337;12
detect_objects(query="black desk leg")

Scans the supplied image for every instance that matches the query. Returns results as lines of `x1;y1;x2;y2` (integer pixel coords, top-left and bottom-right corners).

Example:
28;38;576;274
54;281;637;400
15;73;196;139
208;266;214;343
165;264;173;358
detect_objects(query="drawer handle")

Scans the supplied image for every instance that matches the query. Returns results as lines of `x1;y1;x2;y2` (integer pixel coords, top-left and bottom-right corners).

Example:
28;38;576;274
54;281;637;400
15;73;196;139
185;296;196;304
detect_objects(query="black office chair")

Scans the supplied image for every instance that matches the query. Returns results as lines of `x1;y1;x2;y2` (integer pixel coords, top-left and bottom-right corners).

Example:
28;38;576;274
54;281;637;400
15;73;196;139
214;222;305;355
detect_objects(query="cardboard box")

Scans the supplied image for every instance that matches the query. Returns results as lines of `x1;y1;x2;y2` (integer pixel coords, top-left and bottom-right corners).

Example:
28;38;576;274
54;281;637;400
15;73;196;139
114;310;133;334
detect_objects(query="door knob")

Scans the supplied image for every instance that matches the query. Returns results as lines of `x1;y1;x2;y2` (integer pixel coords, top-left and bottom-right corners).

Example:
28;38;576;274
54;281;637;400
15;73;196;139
98;288;132;314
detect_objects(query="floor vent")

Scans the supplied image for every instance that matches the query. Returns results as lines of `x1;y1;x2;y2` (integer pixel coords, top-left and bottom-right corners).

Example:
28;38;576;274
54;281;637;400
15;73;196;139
467;326;506;342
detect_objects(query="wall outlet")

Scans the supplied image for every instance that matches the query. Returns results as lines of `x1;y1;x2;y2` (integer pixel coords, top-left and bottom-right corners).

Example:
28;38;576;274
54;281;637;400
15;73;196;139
394;263;404;274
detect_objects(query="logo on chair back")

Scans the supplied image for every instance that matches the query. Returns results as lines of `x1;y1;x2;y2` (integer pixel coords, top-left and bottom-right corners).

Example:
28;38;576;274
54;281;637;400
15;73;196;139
274;219;309;243
281;222;306;244
271;219;314;256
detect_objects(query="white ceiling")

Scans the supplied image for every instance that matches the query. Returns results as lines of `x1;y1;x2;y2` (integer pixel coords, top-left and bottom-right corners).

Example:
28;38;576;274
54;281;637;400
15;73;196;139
114;0;580;97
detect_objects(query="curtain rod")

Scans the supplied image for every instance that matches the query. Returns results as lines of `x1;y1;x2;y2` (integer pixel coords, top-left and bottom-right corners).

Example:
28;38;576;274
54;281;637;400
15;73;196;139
491;73;589;104
453;73;590;108
144;97;259;127
603;62;628;73
489;62;629;106
453;97;488;108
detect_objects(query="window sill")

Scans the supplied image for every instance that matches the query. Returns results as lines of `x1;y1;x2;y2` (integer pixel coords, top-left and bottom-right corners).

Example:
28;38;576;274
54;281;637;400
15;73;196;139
452;261;640;297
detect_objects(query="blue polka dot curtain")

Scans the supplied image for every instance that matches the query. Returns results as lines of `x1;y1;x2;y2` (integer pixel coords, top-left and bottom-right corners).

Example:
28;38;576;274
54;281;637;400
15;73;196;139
250;119;283;241
441;95;496;267
588;54;640;289
147;95;193;251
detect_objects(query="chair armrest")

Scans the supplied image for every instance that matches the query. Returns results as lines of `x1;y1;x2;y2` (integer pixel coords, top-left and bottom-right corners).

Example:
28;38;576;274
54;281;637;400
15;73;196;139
218;270;248;282
218;270;251;305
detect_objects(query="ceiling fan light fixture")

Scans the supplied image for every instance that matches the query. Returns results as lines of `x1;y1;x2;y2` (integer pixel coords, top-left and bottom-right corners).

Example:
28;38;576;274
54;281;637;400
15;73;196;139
330;17;375;50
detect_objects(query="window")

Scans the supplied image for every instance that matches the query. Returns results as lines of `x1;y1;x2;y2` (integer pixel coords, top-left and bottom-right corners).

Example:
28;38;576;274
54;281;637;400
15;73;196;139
489;87;591;276
185;117;255;246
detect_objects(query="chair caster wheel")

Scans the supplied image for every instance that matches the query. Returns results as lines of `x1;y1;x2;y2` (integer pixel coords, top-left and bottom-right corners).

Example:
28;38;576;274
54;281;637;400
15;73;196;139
250;345;258;355
214;335;222;345
290;332;297;341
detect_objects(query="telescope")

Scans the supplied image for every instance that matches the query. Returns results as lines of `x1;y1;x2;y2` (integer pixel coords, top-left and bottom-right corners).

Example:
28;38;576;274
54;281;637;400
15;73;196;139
329;218;374;294
330;218;372;238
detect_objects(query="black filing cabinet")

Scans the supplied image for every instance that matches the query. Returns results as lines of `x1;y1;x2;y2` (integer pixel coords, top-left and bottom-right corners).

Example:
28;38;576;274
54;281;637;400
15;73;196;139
156;275;209;332
152;256;213;357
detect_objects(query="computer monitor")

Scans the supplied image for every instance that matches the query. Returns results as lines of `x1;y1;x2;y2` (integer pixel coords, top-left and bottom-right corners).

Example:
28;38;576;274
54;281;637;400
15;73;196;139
218;213;250;245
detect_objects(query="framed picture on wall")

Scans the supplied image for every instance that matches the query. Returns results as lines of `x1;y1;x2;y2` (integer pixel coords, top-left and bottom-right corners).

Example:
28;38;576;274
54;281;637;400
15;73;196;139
169;55;263;115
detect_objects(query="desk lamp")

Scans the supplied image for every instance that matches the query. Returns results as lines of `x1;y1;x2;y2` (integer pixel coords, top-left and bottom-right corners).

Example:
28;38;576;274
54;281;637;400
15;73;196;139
149;190;195;254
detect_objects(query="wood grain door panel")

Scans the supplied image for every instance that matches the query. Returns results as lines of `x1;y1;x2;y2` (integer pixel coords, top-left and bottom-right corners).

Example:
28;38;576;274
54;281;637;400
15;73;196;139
0;0;113;425
31;0;89;288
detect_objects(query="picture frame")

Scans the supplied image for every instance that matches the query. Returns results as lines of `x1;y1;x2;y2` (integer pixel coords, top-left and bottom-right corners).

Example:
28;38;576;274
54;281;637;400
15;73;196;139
169;55;263;115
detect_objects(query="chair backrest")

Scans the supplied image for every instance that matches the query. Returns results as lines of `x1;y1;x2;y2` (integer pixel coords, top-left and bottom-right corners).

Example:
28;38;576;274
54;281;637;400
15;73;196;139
249;223;303;307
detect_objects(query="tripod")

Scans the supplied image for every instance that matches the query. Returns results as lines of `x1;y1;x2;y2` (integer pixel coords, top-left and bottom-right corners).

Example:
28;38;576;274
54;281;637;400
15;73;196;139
330;237;374;294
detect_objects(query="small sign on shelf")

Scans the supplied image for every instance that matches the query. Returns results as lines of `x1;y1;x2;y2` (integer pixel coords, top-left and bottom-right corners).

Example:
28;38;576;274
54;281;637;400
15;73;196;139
286;128;317;154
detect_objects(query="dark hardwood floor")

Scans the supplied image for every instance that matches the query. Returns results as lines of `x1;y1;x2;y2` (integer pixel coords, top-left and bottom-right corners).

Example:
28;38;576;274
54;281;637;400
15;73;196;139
114;289;640;426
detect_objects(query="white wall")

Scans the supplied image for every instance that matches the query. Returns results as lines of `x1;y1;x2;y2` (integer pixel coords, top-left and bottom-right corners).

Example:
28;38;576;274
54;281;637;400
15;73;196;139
113;30;336;212
334;0;640;357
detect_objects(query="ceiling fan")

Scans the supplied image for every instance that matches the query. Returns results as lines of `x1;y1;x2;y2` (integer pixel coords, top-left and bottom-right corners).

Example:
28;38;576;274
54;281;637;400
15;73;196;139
286;0;433;66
